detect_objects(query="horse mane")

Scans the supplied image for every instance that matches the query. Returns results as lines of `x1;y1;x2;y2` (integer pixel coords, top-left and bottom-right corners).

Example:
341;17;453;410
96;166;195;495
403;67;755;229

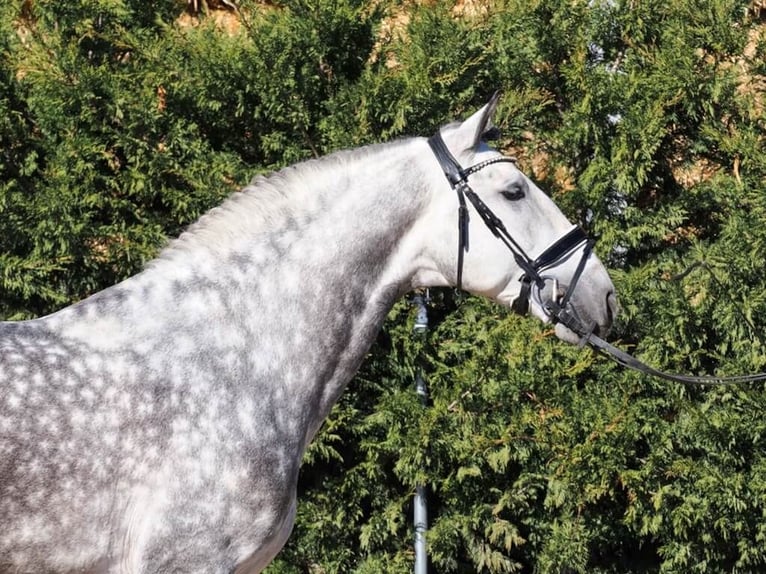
155;138;413;262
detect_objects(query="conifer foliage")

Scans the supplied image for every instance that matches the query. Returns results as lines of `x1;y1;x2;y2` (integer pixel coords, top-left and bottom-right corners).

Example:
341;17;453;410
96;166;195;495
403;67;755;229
2;0;766;571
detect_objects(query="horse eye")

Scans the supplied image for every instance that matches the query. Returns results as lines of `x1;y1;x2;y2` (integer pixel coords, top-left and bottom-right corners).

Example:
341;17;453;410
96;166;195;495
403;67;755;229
500;185;525;201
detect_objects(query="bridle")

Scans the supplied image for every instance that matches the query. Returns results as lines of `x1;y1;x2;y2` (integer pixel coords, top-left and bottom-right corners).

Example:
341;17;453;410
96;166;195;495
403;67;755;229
428;129;766;386
427;131;595;325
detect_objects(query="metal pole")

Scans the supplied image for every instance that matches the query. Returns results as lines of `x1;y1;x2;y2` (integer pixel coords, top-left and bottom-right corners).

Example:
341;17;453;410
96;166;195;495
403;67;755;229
412;293;428;574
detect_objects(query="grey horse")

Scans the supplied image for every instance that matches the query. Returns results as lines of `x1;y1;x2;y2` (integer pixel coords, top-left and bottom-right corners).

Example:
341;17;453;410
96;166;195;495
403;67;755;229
0;96;616;573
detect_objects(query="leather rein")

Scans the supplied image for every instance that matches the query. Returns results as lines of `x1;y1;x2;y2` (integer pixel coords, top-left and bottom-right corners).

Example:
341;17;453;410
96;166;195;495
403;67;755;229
428;130;766;386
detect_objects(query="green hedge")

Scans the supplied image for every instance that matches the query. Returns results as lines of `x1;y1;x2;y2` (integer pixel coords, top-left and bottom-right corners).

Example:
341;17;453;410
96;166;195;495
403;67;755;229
2;0;766;571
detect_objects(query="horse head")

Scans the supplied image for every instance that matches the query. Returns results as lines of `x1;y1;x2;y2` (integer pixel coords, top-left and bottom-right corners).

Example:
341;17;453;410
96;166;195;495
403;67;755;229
419;94;617;343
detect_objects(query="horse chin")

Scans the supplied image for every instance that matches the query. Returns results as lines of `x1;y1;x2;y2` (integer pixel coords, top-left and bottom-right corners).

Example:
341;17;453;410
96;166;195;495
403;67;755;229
526;302;586;345
554;322;585;345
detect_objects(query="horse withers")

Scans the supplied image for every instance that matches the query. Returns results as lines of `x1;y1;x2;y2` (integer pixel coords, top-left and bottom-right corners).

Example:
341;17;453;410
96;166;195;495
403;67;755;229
0;95;616;573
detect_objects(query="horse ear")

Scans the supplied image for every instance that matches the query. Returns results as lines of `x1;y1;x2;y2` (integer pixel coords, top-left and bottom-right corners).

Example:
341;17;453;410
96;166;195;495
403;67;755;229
456;91;502;150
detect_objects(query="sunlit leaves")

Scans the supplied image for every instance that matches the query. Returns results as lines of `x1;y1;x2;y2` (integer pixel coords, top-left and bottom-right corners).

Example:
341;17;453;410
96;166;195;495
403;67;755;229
2;0;766;572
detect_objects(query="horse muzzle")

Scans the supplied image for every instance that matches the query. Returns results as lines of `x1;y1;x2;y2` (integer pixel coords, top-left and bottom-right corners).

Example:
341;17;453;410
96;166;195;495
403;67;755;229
544;275;618;345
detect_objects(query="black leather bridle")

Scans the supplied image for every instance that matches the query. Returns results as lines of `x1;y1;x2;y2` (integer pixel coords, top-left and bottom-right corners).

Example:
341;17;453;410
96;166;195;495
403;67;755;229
428;129;766;386
427;131;595;325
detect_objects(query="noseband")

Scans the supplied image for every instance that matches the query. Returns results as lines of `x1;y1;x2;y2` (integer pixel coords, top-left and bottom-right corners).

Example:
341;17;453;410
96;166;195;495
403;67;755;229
427;131;595;327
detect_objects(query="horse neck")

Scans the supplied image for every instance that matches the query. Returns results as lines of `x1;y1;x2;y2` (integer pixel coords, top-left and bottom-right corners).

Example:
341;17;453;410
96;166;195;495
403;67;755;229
46;138;432;448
